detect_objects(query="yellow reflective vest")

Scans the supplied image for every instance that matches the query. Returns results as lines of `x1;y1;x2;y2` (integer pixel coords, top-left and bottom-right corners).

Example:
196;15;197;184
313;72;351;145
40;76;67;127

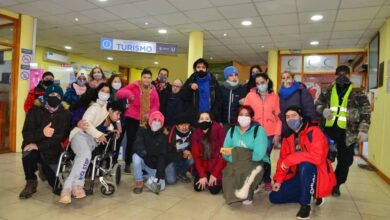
325;84;352;129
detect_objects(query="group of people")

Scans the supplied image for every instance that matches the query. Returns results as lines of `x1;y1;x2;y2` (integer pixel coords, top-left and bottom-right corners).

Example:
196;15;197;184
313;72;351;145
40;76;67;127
18;58;371;219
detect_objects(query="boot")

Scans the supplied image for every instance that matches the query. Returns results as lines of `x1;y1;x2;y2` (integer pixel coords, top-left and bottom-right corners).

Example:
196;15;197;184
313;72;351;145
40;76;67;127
133;181;143;194
19;180;38;199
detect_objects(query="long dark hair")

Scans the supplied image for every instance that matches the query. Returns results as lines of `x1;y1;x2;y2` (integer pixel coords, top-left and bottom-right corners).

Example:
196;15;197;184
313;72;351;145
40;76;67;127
89;66;106;80
255;72;274;93
247;65;262;90
198;112;214;160
71;83;110;110
107;74;124;89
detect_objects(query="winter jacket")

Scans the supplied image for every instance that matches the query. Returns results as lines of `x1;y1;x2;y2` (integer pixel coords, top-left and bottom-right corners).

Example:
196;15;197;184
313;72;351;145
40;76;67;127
24;83;46;112
21;106;71;164
220;82;246;124
116;81;160;120
273;124;336;198
63;83;88;107
166;126;193;162
223;124;268;163
222;147;264;204
165;93;187;127
191;122;226;179
179;72;222;121
152;81;172;118
133;127;169;180
244;88;282;136
279;82;316;136
315;83;371;146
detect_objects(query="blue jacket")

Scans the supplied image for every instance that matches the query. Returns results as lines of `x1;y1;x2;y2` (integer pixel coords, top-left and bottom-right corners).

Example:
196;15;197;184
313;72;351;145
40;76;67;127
220;82;246;124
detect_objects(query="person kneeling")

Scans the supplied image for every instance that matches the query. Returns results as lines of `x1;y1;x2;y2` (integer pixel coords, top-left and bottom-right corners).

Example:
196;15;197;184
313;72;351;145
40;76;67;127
269;106;336;220
19;85;71;199
132;111;169;194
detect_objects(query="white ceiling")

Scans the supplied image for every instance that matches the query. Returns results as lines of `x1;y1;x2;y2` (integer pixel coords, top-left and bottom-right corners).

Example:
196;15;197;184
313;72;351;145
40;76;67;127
1;0;390;67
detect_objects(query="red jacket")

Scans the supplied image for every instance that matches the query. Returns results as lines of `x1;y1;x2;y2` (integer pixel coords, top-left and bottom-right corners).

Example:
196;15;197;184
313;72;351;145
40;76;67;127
116;81;160;120
191;122;226;179
273;124;336;198
24;85;46;112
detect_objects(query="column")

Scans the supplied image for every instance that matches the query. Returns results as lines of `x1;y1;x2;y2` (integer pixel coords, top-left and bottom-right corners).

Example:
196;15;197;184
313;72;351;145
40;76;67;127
187;32;204;77
267;49;279;89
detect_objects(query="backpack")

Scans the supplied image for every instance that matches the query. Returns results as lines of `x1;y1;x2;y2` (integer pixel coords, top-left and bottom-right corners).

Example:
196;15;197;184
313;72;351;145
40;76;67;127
305;127;337;162
230;124;260;139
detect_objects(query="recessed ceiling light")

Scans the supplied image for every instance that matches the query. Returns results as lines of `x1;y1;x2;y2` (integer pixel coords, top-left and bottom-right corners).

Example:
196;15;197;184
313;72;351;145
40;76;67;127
10;28;13;31
64;45;72;50
310;41;319;45
310;14;323;21
154;61;159;65
98;0;108;2
241;20;252;26
144;22;149;25
107;57;113;61
223;33;227;37
210;57;213;60
74;17;79;22
158;29;167;34
261;45;265;48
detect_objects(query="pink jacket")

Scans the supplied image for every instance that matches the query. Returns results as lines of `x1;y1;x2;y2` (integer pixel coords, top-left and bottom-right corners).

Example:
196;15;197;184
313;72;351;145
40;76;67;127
116;81;160;120
243;88;282;136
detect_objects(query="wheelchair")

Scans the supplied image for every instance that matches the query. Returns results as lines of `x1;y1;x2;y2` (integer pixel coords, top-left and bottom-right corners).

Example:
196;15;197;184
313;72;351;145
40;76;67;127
53;131;122;196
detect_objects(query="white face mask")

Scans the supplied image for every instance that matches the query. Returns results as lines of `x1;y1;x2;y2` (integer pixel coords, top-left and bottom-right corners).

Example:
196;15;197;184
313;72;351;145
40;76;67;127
237;116;251;128
226;80;239;87
98;91;110;102
151;120;162;132
112;82;122;90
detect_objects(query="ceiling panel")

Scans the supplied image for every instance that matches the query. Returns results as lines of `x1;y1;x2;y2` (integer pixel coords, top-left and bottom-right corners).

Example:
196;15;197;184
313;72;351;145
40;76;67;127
255;0;297;16
296;0;340;12
168;0;212;10
298;10;337;24
238;27;269;37
340;0;386;8
133;0;178;16
336;7;380;21
209;0;252;7
217;4;259;19
156;13;191;26
184;8;225;22
228;17;265;28
80;8;120;22
262;13;298;26
105;3;147;19
199;20;233;31
300;23;333;33
268;25;299;35
333;20;371;31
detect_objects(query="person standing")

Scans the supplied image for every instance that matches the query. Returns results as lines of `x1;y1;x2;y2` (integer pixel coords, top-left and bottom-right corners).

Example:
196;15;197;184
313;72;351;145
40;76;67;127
315;65;371;197
244;65;262;94
63;69;89;107
165;79;187;127
24;71;55;112
88;66;106;89
152;68;172;121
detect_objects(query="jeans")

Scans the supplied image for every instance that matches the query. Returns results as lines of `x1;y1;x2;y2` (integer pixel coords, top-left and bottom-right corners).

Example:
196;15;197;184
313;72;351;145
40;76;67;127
269;162;317;205
132;153;166;190
263;136;274;183
165;158;194;184
22;150;56;188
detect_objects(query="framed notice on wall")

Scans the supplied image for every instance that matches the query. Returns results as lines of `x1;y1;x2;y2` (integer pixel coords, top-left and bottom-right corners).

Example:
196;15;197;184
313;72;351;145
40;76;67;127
303;55;338;73
368;33;379;89
281;56;302;73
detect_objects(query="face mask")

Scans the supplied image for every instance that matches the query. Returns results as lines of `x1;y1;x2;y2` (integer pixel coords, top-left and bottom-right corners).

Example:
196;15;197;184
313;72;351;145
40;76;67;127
336;75;350;86
151;121;162;132
257;84;268;92
251;73;259;79
238;116;251;127
198;121;212;130
94;73;102;80
77;79;86;86
282;80;292;88
287;118;302;131
158;76;167;83
197;71;207;78
43;80;54;87
112;82;122;90
98;91;110;102
46;96;61;108
227;80;239;87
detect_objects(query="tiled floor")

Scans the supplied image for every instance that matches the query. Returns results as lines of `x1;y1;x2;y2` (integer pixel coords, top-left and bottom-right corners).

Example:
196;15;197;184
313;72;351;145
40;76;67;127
0;151;389;220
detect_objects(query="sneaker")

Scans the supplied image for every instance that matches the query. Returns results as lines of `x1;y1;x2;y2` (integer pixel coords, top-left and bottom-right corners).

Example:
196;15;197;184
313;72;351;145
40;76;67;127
177;173;191;183
253;186;260;194
263;182;273;191
133;181;143;194
315;198;325;207
242;199;253;205
124;164;131;174
59;189;71;204
19;180;38;199
296;205;311;220
144;177;161;195
332;185;341;197
72;185;86;199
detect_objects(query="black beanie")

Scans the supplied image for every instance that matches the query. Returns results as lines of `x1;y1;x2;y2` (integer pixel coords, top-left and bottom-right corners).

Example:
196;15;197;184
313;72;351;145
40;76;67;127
284;105;303;117
42;71;54;79
335;65;350;75
174;112;193;125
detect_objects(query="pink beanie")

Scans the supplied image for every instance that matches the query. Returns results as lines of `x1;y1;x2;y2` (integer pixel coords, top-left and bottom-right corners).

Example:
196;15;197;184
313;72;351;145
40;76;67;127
148;111;165;127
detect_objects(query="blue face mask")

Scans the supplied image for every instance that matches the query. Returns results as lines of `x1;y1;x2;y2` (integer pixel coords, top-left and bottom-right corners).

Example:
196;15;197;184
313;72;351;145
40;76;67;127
257;84;268;92
287;118;302;131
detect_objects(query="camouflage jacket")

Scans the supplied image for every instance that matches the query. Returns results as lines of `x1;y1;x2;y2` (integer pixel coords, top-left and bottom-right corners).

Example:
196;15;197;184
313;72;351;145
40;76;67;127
315;83;371;146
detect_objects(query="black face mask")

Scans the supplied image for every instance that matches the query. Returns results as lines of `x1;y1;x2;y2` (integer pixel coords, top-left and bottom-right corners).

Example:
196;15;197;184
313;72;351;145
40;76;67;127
46;96;61;108
198;121;212;130
197;71;207;78
336;75;350;86
42;80;54;87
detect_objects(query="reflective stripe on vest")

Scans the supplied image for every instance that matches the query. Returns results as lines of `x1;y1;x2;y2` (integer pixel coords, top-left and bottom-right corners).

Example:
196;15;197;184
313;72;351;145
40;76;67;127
325;84;352;129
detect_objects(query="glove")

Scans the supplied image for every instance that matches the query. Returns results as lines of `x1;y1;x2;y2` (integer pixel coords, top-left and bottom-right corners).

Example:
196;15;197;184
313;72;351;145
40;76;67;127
357;131;368;142
323;108;333;120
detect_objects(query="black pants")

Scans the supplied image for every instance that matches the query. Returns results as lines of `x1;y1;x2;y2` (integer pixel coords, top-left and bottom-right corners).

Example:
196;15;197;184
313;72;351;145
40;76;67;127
22;150;56;188
125;117;140;165
193;173;222;195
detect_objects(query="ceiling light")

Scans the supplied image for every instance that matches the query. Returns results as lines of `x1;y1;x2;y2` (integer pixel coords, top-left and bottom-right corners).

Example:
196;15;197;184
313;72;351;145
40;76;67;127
74;17;79;22
223;33;227;37
154;61;159;65
158;29;167;34
310;14;323;21
261;45;265;48
310;41;319;45
107;57;113;61
98;0;108;2
144;22;149;25
210;57;213;60
241;20;252;26
64;45;72;50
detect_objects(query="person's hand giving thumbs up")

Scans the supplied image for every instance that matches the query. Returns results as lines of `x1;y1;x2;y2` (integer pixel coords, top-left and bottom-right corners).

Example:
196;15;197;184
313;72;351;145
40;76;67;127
43;122;55;138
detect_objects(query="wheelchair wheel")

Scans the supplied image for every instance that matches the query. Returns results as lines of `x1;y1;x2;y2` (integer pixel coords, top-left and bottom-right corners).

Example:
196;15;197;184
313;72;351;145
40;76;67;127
113;164;121;186
100;183;115;196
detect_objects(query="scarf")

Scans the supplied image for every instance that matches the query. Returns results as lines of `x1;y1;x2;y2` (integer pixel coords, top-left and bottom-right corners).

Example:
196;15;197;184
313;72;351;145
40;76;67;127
139;82;151;126
196;72;211;112
223;81;240;90
279;81;300;100
73;83;87;96
155;78;167;92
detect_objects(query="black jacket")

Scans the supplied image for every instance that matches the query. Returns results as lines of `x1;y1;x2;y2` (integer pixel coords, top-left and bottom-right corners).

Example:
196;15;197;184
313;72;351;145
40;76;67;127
22;106;71;164
179;72;222;121
152;81;172;119
220;83;246;124
166;126;192;162
165;93;187;127
133;127;169;179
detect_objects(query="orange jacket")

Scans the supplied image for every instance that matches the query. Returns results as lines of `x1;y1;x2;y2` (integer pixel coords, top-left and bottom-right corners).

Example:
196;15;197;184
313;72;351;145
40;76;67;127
244;88;282;136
